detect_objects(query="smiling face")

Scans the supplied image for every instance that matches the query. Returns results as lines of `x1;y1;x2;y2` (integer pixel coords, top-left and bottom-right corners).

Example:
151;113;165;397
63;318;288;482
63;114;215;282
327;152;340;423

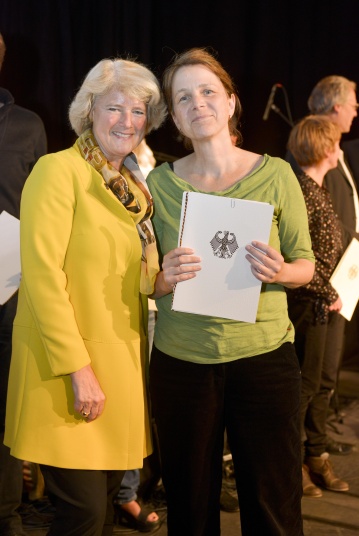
91;90;147;169
171;64;235;144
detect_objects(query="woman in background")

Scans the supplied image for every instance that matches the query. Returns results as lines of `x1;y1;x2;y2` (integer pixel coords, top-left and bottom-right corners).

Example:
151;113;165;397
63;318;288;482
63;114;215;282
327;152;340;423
115;139;161;533
287;115;349;498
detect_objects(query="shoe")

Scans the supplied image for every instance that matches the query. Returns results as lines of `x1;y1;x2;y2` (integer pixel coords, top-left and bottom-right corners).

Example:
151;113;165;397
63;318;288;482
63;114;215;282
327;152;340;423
19;499;55;529
302;465;322;498
114;502;161;533
220;489;239;512
305;453;349;492
325;437;354;456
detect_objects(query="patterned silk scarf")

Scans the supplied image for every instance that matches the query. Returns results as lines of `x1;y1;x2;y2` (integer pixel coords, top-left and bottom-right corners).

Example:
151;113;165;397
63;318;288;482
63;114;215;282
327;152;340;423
77;128;159;295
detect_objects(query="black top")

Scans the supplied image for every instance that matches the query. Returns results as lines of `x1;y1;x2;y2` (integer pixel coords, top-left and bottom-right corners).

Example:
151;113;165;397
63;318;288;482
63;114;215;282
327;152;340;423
0;87;47;218
287;172;343;324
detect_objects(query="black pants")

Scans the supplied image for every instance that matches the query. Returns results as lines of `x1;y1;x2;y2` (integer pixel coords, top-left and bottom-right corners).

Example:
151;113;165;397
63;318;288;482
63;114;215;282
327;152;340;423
150;344;303;536
0;293;24;533
288;299;345;457
40;465;125;536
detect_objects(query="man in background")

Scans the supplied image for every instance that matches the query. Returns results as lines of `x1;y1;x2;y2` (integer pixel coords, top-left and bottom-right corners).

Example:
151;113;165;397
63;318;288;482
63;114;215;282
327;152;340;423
341;137;359;371
0;32;47;536
308;76;359;248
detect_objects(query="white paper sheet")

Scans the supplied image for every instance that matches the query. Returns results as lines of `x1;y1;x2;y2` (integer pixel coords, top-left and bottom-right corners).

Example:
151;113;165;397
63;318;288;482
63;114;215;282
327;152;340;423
330;238;359;321
0;211;21;305
172;192;274;323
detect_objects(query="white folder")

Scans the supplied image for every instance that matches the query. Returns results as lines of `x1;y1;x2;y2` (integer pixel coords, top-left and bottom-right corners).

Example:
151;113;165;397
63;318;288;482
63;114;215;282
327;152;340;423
172;192;274;322
0;211;21;305
330;238;359;321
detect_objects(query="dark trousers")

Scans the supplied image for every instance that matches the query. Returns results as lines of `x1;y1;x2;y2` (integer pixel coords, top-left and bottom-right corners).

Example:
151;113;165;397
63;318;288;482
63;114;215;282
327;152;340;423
40;465;125;536
288;300;345;457
0;436;24;533
150;343;303;536
0;293;24;533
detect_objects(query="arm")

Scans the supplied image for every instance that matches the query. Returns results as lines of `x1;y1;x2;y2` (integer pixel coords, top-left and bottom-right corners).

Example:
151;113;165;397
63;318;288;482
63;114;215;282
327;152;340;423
245;240;314;288
21;154;106;419
20;154;91;375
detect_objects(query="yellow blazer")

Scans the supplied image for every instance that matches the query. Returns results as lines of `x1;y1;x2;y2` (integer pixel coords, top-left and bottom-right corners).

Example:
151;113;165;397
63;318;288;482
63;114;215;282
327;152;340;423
4;144;153;469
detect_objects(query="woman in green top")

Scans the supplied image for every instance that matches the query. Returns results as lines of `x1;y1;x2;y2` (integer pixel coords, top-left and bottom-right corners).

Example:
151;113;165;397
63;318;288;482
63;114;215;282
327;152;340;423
149;48;315;536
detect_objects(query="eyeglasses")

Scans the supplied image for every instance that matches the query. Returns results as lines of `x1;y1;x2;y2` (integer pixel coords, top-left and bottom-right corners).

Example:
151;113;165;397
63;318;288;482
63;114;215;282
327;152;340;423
346;102;359;110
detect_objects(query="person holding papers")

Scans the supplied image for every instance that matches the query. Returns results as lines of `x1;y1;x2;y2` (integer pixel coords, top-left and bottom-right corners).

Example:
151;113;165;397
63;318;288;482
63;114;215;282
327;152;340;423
147;48;315;536
287;115;349;497
0;32;47;536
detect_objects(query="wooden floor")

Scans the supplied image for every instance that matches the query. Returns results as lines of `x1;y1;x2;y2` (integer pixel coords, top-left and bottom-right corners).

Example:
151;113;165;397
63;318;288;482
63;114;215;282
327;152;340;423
23;370;359;536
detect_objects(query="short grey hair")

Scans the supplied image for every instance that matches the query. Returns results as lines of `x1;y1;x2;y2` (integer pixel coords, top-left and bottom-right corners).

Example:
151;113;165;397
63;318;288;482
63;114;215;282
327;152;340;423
69;58;167;135
308;75;357;115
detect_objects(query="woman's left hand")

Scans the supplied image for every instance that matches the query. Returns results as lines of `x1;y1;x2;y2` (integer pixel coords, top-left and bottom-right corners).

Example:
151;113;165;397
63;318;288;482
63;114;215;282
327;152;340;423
245;241;284;283
245;240;314;288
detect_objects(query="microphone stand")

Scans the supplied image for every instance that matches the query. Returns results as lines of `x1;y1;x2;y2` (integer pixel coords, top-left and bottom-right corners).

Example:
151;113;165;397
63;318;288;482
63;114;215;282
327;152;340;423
271;104;294;127
263;84;294;127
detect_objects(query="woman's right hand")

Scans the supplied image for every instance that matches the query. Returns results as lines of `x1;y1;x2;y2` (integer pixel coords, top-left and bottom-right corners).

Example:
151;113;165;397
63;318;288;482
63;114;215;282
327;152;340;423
153;247;201;298
70;364;106;422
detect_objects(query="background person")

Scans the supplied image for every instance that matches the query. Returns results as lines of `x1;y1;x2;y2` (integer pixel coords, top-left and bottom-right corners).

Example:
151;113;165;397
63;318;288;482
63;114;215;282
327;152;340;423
4;57;166;536
147;47;315;536
0;32;47;536
114;139;161;534
308;76;359;249
341;138;359;371
287;76;359;455
310;79;359;449
287;115;349;497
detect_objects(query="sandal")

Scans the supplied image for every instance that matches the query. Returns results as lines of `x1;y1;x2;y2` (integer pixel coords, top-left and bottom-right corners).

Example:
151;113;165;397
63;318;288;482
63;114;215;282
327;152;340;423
115;503;161;533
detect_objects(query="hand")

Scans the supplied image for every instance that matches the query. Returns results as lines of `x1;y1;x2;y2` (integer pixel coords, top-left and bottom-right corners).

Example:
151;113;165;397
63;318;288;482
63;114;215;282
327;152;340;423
162;247;201;289
70;364;106;422
328;296;343;312
245;240;284;283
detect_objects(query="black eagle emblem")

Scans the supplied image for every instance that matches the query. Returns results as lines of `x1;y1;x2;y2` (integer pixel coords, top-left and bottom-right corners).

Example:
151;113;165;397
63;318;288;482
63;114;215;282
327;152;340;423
210;231;239;259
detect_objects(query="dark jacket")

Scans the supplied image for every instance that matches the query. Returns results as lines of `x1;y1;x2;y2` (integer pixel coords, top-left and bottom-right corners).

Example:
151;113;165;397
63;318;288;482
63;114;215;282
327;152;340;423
0;87;47;218
324;159;359;249
342;139;359;188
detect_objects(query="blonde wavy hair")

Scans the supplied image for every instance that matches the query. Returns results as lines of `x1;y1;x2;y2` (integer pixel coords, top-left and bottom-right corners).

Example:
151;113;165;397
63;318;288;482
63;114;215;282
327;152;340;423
69;58;167;135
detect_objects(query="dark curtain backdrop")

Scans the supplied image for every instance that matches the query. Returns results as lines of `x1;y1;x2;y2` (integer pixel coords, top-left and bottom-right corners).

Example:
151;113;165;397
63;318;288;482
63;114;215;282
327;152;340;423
1;0;359;159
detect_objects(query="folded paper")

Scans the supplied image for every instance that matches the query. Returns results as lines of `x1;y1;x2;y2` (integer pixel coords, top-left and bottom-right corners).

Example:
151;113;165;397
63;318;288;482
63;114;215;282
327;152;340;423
0;211;21;305
172;192;274;322
330;237;359;321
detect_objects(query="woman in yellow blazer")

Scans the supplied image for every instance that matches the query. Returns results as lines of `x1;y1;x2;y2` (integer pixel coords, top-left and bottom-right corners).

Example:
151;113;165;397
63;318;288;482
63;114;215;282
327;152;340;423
4;58;166;536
